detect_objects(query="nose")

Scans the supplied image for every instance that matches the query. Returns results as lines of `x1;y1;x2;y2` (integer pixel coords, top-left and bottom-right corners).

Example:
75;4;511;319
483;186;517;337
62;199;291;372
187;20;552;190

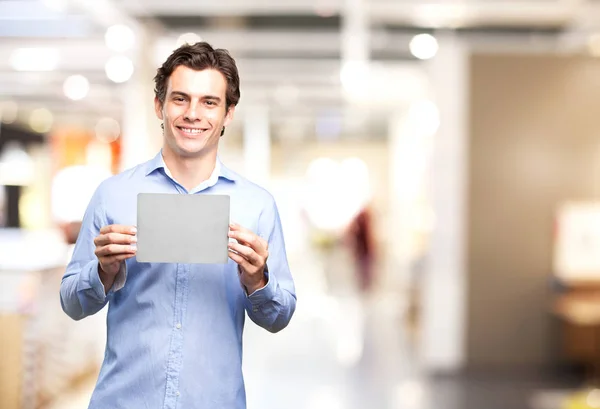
183;101;201;122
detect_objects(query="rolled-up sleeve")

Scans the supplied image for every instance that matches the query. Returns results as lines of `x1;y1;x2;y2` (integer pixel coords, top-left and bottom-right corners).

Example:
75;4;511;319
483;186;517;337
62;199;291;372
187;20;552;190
59;182;126;320
244;197;297;333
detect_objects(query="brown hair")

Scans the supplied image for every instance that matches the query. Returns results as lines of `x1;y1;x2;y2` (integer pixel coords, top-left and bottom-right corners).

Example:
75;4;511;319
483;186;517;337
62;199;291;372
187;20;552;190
154;42;241;109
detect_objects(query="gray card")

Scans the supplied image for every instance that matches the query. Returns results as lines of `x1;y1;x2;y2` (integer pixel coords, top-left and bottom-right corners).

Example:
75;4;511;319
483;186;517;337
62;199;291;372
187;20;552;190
136;193;230;264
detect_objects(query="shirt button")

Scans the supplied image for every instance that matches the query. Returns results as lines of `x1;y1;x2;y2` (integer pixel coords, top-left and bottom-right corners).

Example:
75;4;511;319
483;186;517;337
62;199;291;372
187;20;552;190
176;323;182;329
252;307;259;312
176;391;180;397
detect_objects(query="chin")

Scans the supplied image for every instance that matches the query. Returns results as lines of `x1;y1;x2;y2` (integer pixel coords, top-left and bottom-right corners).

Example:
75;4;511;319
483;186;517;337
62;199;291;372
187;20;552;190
175;140;211;157
166;131;216;157
177;145;205;157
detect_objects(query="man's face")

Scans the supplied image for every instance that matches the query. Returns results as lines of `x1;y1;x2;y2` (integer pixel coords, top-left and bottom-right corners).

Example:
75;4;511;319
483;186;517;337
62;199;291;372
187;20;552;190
155;66;235;158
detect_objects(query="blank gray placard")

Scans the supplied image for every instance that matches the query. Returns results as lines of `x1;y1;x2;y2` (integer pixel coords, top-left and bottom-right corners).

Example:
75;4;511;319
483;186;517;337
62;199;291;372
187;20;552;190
136;193;230;264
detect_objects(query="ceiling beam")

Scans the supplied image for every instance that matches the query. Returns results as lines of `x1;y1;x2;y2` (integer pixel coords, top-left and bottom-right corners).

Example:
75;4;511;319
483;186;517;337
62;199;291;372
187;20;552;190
119;0;580;28
118;0;336;17
370;1;579;27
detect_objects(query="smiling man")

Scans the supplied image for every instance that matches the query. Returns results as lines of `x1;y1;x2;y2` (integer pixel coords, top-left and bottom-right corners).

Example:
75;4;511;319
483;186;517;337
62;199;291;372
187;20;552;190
59;42;297;409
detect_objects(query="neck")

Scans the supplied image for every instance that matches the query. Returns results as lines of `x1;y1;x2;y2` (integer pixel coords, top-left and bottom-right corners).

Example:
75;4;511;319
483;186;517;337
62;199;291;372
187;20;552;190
162;147;217;191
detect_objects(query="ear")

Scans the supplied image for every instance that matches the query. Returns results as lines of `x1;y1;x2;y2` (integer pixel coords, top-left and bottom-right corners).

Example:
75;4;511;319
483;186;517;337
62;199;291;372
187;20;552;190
154;97;164;121
223;105;235;127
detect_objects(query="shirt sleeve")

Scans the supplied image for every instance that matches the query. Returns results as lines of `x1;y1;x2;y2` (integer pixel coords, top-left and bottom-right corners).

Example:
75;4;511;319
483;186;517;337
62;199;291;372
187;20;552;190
59;182;127;321
243;196;297;333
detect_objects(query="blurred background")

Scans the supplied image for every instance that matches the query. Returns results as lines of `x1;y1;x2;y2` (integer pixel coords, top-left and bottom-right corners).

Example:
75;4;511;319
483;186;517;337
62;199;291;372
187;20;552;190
3;0;600;408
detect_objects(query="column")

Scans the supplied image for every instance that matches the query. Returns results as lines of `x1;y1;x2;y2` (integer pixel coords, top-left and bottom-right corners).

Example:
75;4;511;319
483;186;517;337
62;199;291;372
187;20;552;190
341;0;369;64
340;0;370;116
420;33;469;372
120;30;162;171
242;105;270;187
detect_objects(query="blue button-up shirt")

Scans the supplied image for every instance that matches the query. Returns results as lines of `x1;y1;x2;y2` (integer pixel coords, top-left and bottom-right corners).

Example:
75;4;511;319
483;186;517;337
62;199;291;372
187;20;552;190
60;151;297;409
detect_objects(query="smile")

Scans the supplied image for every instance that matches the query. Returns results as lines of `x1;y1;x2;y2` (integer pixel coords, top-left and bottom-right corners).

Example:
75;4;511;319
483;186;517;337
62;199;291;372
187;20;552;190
177;126;207;135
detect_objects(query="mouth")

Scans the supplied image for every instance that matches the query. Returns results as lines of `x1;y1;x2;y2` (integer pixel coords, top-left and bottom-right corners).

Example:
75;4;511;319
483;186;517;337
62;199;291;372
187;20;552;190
176;126;209;136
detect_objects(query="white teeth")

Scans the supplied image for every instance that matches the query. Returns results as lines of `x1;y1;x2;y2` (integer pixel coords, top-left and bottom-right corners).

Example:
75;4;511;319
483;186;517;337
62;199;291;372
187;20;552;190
180;128;204;134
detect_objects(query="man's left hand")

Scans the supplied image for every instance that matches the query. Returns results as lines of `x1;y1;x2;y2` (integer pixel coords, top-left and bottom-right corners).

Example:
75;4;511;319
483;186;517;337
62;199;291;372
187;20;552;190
228;223;268;294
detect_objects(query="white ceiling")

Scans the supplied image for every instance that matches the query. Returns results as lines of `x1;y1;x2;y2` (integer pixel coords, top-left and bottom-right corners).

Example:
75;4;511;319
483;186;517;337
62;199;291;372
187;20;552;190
1;0;600;139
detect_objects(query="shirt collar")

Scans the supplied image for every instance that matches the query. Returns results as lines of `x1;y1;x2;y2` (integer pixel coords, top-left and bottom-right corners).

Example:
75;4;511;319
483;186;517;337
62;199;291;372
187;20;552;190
145;150;238;182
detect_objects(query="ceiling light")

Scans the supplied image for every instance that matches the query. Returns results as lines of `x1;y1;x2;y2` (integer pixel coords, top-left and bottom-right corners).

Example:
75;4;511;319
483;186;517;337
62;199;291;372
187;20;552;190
409;34;439;60
105;24;135;52
105;55;134;83
176;33;202;48
10;48;59;72
29;108;54;133
63;75;90;101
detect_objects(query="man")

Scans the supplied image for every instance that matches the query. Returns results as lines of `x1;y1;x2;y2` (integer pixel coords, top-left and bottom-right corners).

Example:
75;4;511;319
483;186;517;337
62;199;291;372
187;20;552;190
60;42;297;409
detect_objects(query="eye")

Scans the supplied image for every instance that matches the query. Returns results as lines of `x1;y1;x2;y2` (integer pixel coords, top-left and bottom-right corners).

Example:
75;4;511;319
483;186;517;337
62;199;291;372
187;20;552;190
205;100;216;106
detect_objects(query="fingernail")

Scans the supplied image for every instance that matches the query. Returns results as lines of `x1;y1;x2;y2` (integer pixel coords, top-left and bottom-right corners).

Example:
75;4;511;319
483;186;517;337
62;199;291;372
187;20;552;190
131;236;138;243
131;227;137;234
230;223;236;227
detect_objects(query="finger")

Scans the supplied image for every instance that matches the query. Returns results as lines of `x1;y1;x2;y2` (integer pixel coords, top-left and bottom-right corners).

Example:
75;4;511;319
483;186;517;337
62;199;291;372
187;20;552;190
228;250;253;271
228;231;265;251
95;244;137;257
228;222;251;233
229;224;259;239
101;253;136;265
95;232;137;246
229;223;268;247
100;225;137;235
228;242;261;265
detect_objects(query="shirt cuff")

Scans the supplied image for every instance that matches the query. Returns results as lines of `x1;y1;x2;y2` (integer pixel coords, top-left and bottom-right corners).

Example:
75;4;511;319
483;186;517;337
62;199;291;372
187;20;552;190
109;261;128;294
80;260;107;302
81;260;128;300
247;266;278;305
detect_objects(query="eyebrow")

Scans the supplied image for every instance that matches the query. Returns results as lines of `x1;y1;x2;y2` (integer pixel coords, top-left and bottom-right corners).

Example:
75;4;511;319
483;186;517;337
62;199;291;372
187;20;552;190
169;91;189;99
169;91;222;103
203;95;222;103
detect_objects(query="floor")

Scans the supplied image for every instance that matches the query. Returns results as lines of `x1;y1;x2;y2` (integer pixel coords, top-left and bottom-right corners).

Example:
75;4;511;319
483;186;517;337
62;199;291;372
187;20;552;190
46;247;585;409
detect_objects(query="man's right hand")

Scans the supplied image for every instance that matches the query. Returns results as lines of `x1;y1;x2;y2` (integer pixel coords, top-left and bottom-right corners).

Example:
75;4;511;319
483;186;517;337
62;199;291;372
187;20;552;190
94;225;137;291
